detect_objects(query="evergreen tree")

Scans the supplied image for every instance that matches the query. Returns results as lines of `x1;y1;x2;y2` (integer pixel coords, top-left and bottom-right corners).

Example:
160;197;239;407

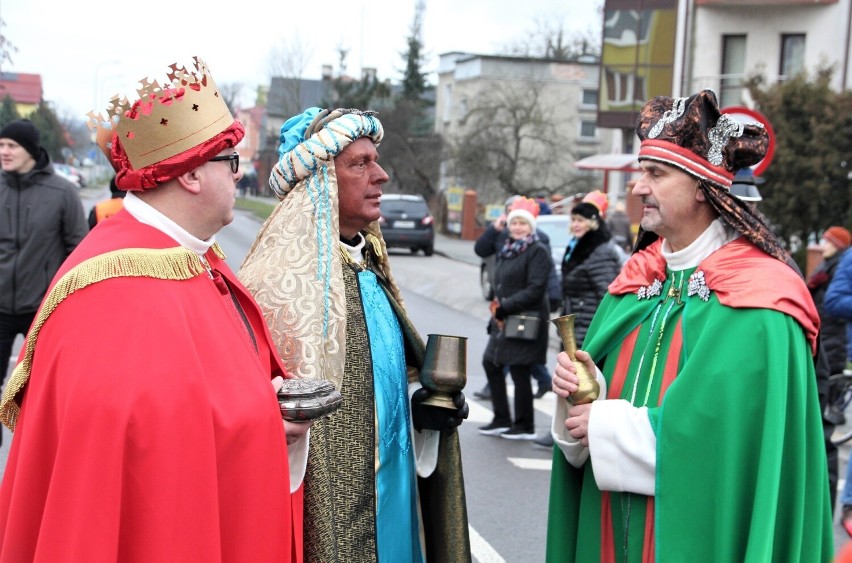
29;101;70;162
321;49;391;110
400;0;428;102
747;67;852;265
0;94;21;127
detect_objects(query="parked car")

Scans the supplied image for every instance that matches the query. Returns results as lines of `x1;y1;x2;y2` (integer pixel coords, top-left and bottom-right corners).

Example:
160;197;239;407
54;164;85;188
379;194;435;256
480;214;572;300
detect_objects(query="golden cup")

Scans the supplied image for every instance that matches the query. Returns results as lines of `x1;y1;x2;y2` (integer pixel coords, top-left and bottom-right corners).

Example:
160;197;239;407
419;334;467;409
551;314;600;404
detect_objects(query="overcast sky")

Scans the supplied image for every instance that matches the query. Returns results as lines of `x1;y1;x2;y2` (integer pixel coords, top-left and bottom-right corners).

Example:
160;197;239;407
0;0;602;119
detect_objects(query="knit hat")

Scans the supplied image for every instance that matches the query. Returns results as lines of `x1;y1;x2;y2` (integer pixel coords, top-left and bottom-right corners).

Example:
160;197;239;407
824;226;851;251
729;168;764;202
636;90;769;190
507;208;536;230
0;120;40;159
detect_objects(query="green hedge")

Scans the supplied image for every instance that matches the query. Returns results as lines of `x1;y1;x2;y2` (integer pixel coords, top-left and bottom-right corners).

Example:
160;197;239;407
235;198;276;221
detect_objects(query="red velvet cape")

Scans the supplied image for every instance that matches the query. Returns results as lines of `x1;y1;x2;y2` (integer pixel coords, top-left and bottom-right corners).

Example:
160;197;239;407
0;210;302;561
610;237;819;354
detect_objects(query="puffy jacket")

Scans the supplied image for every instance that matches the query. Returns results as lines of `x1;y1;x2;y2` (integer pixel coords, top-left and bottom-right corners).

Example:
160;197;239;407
824;248;852;361
808;252;848;374
0;150;88;314
561;227;622;346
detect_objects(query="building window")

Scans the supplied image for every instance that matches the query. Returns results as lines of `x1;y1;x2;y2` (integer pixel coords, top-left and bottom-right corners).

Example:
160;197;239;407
579;119;597;139
780;34;805;80
442;83;453;123
581;89;598;107
720;34;746;107
604;69;646;108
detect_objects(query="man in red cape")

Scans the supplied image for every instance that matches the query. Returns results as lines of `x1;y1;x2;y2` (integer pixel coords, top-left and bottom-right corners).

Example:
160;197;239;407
0;57;307;561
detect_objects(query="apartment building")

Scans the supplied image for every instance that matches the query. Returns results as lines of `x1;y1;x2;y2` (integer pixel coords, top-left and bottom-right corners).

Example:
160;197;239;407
435;52;614;200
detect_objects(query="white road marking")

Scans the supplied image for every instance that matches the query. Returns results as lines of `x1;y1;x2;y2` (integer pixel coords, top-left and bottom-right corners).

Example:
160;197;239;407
469;524;506;563
508;457;553;471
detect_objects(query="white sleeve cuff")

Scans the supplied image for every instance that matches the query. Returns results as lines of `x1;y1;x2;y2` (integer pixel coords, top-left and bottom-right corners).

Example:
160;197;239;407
288;428;309;493
588;400;656;496
551;362;608;467
409;382;439;477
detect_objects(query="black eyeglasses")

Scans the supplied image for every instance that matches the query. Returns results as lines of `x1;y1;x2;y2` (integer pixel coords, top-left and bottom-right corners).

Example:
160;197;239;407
209;152;240;174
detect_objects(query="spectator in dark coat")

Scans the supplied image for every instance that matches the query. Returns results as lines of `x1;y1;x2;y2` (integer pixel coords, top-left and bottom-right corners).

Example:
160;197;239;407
560;201;623;345
808;226;851;376
474;197;557;399
478;203;552;440
531;200;624;449
824;230;852;533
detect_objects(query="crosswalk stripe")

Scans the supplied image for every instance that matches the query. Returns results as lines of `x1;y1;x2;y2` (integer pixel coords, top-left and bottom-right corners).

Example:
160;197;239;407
469;524;506;563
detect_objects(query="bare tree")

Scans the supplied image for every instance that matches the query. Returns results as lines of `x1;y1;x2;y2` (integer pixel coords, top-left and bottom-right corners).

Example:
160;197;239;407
267;33;314;79
218;82;244;115
266;34;315;119
0;18;18;74
443;81;582;203
501;15;601;60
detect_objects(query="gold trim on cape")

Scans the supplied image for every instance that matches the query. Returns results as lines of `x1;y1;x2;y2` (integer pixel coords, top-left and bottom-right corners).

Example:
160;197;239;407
0;247;206;430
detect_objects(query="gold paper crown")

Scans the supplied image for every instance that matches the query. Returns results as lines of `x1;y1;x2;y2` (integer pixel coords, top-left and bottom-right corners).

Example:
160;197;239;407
86;57;234;169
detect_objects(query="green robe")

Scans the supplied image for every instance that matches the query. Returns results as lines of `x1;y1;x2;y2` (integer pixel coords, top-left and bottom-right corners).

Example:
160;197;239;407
546;238;831;562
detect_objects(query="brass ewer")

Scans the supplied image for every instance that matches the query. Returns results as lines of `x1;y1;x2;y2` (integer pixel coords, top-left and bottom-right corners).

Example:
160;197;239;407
419;334;468;409
551;314;599;404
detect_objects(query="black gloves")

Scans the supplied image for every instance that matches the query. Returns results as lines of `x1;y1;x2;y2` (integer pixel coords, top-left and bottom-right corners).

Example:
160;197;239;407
494;306;507;321
411;388;469;434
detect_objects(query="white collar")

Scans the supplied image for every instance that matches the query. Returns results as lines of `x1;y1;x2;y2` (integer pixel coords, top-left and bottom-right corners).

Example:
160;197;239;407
661;218;738;270
123;191;214;257
340;233;366;264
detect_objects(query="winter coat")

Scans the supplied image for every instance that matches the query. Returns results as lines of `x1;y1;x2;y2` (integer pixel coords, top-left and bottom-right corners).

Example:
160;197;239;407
808;252;848;374
561;227;622;346
483;239;551;366
475;222;560;309
825;248;852;361
0;150;88;315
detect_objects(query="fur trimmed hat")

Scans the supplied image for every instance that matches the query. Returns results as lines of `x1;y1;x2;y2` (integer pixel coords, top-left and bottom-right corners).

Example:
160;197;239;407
636;90;769;190
571;202;602;222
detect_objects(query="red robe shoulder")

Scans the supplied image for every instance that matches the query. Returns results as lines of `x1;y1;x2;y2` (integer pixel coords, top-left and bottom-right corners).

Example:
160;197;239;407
609;237;819;354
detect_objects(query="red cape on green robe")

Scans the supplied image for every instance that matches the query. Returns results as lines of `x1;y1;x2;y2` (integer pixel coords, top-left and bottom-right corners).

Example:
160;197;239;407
0;210;303;561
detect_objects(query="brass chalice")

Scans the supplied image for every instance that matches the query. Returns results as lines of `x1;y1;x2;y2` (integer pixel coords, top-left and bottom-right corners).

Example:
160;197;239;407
551;314;600;404
419;334;468;409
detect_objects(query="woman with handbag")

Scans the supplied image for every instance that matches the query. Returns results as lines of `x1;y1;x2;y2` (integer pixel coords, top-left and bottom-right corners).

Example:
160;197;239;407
478;199;552;440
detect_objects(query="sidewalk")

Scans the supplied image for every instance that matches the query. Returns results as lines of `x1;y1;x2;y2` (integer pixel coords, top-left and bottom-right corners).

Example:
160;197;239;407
433;232;479;266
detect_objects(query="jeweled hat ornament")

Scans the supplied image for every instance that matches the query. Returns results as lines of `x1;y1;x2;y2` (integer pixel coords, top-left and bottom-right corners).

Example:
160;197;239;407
86;56;243;191
635;89;769;190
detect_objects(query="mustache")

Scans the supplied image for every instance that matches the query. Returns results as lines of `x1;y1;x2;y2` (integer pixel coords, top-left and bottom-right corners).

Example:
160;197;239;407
642;197;659;207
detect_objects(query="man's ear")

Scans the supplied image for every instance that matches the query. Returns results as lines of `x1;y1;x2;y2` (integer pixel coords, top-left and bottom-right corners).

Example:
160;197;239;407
695;182;707;202
175;167;203;194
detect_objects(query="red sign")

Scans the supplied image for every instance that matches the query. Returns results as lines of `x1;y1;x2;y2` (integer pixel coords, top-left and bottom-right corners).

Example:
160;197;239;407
721;106;775;176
